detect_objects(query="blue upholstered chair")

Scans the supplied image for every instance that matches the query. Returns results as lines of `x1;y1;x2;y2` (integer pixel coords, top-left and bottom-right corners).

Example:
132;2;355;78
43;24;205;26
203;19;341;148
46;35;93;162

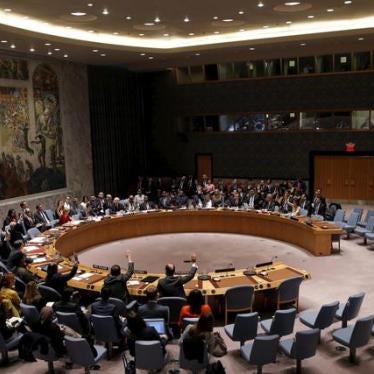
157;297;187;327
275;277;303;310
355;217;374;244
38;283;62;301
357;210;374;228
135;340;166;372
180;339;209;373
240;334;280;374
33;342;60;373
224;285;254;324
224;312;258;347
332;315;374;363
279;328;320;374
365;232;374;243
0;330;23;364
335;292;365;328
56;311;84;334
352;207;364;222
65;336;107;373
339;212;360;239
260;308;296;337
27;227;41;239
333;209;345;224
20;303;40;326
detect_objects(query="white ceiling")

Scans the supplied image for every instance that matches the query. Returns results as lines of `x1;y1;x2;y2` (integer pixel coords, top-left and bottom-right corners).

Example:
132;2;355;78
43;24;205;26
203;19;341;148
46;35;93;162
0;0;373;70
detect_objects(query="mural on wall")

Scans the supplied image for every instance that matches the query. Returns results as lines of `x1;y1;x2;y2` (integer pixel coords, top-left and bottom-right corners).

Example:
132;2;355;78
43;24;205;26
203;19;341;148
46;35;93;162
0;62;66;200
0;58;28;80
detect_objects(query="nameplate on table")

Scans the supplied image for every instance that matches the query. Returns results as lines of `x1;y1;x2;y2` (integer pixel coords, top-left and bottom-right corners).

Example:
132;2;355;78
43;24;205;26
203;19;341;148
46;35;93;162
93;264;109;270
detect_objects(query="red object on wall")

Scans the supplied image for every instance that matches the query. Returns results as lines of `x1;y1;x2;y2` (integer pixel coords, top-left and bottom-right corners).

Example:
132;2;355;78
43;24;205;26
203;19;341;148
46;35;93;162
345;143;356;152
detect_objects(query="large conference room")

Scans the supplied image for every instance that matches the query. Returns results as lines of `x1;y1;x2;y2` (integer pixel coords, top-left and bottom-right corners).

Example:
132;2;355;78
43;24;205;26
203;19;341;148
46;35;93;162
0;1;373;373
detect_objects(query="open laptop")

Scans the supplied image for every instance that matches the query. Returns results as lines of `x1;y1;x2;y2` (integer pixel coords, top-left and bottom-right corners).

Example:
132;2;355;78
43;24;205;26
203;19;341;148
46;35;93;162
144;318;166;335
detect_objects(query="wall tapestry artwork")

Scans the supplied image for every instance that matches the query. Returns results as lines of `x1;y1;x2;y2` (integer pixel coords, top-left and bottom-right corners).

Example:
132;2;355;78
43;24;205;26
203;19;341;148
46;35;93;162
0;64;66;200
0;57;28;80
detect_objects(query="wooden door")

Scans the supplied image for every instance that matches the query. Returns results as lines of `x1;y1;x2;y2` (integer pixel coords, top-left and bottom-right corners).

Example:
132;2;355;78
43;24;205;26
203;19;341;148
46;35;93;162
196;154;213;181
314;156;333;197
350;157;369;200
367;157;374;200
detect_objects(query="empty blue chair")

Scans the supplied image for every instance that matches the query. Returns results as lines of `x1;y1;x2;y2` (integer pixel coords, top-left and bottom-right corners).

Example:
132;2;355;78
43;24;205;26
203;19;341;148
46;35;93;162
279;328;320;374
20;303;40;326
0;330;23;364
299;301;339;340
332;315;374;363
333;209;345;224
365;232;374;243
224;312;258;347
65;336;107;373
27;227;41;239
240;334;280;374
224;285;254;324
260;308;296;337
336;292;365;328
355;217;374;244
56;311;84;334
135;340;165;372
180;339;209;373
340;212;360;239
276;277;303;310
352;207;364;222
33;341;60;373
357;210;374;227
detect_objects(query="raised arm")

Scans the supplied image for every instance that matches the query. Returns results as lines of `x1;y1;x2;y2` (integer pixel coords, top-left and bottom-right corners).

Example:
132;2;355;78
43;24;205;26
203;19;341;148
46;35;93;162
180;253;198;284
122;250;135;281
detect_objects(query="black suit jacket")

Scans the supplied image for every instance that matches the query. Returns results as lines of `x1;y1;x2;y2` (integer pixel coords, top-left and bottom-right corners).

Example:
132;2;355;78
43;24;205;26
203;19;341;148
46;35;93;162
138;301;170;323
45;265;78;295
157;266;197;297
103;262;134;301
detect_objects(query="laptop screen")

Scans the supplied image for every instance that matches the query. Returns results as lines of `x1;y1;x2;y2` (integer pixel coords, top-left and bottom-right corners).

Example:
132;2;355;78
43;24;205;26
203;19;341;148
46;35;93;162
145;319;166;335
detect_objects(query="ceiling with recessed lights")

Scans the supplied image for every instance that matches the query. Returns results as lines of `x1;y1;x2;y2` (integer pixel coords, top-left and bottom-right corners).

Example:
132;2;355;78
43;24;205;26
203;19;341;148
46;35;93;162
0;0;373;70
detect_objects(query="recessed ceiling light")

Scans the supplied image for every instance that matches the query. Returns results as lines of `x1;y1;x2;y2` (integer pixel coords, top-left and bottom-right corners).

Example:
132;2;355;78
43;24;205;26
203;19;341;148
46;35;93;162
64;54;69;58
139;33;144;36
214;31;220;34
358;37;364;41
263;25;269;28
249;47;255;50
307;15;315;19
88;30;94;33
222;19;234;22
10;44;15;48
154;16;160;23
213;16;218;20
87;3;93;7
125;16;132;20
257;1;264;8
44;42;52;46
144;22;155;26
344;0;352;4
184;16;190;22
238;11;245;15
327;8;334;12
148;56;154;60
65;26;72;29
113;32;119;35
239;29;245;32
92;49;99;52
54;48;60;51
0;40;7;43
47;51;52;55
195;53;200;56
71;12;86;16
286;21;292;24
300;42;307;46
163;33;169;37
188;32;195;36
3;8;12;12
285;2;301;5
29;48;35;52
102;8;109;15
140;53;146;56
100;53;106;56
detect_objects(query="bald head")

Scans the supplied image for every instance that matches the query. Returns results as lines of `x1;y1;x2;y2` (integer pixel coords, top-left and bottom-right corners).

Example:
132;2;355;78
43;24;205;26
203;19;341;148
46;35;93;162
165;264;175;276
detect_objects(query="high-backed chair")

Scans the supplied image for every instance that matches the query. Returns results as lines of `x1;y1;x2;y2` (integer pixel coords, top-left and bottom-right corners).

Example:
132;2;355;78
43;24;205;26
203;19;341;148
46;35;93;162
332;315;374;363
357;210;374;227
365;232;374;243
355;217;374;244
335;292;365;328
0;260;10;273
56;312;84;334
180;338;209;373
157;297;186;327
240;335;280;374
65;336;107;374
352;207;364;222
33;342;60;373
20;303;40;326
27;227;41;239
91;314;122;358
224;312;258;347
279;328;320;374
275;277;303;311
45;209;59;227
95;297;127;315
0;330;23;364
38;283;62;302
224;285;254;324
333;209;345;224
135;340;165;372
260;308;297;337
299;301;339;340
340;212;360;238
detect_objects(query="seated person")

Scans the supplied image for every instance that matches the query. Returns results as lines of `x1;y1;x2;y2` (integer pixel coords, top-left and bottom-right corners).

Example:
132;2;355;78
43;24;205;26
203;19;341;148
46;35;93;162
179;289;212;326
90;287;124;336
59;208;71;225
157;253;198;298
0;296;20;340
23;281;45;311
32;306;66;357
6;239;26;269
0;273;21;317
112;197;124;213
126;313;166;357
139;196;155;211
103;250;134;302
262;193;277;211
45;257;79;295
53;289;89;335
138;285;169;323
11;251;37;284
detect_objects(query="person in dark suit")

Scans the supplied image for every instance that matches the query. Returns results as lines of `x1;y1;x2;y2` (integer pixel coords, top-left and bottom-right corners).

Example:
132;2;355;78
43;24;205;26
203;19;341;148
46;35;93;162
157;254;198;298
103;250;134;302
11;251;37;284
245;189;260;209
53;289;89;335
139;196;155;211
33;204;51;232
111;197;124;213
263;193;277;211
45;258;79;295
138;286;169;322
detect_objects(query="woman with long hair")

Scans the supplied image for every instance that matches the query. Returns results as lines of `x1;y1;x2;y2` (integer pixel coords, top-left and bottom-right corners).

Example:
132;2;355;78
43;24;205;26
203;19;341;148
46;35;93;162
179;289;212;326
